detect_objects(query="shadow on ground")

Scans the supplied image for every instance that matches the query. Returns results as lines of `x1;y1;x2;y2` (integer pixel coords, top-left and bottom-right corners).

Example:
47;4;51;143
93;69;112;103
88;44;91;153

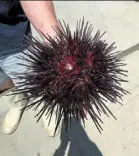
53;118;103;156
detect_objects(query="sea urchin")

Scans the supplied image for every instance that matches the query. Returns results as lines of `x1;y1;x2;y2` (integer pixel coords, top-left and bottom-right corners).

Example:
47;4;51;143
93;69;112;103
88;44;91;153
13;18;129;134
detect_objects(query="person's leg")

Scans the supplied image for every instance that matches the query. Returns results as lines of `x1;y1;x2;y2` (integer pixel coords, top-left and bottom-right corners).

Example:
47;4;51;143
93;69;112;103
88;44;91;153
1;51;60;136
2;51;61;136
0;67;14;92
0;66;28;134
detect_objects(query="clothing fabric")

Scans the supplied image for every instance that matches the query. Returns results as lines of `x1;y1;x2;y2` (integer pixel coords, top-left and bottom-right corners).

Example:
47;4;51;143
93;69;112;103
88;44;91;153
0;0;30;53
0;50;28;85
0;0;30;86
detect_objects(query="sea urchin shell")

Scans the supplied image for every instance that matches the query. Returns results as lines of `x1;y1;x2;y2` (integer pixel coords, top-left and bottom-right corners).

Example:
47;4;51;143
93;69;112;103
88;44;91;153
13;18;129;134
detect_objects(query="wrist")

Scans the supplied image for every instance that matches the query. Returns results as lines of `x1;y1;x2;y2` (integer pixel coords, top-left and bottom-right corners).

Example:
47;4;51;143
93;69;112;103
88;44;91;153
40;21;60;43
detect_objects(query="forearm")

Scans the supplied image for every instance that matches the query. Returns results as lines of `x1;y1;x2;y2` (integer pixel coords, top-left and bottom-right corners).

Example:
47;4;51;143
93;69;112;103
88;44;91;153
20;1;59;40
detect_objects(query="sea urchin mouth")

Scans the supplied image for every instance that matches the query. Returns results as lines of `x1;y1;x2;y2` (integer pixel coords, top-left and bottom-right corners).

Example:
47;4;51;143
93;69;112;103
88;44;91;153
57;55;78;74
13;18;129;134
57;51;94;78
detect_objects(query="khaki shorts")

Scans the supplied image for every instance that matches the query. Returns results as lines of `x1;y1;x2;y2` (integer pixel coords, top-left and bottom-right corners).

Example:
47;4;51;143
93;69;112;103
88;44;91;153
0;49;28;86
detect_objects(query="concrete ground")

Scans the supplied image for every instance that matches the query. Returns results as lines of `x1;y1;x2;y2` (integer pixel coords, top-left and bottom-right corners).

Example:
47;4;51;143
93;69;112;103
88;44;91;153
0;1;139;156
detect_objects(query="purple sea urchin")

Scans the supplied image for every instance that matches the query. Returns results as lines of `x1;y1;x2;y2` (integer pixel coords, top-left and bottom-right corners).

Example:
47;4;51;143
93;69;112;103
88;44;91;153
13;18;129;134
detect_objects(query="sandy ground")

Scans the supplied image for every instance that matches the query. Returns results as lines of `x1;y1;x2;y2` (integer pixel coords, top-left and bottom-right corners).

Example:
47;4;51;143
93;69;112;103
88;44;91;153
0;1;139;156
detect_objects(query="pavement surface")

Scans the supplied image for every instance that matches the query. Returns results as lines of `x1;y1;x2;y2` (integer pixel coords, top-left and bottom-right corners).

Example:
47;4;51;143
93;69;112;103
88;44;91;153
0;1;139;156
